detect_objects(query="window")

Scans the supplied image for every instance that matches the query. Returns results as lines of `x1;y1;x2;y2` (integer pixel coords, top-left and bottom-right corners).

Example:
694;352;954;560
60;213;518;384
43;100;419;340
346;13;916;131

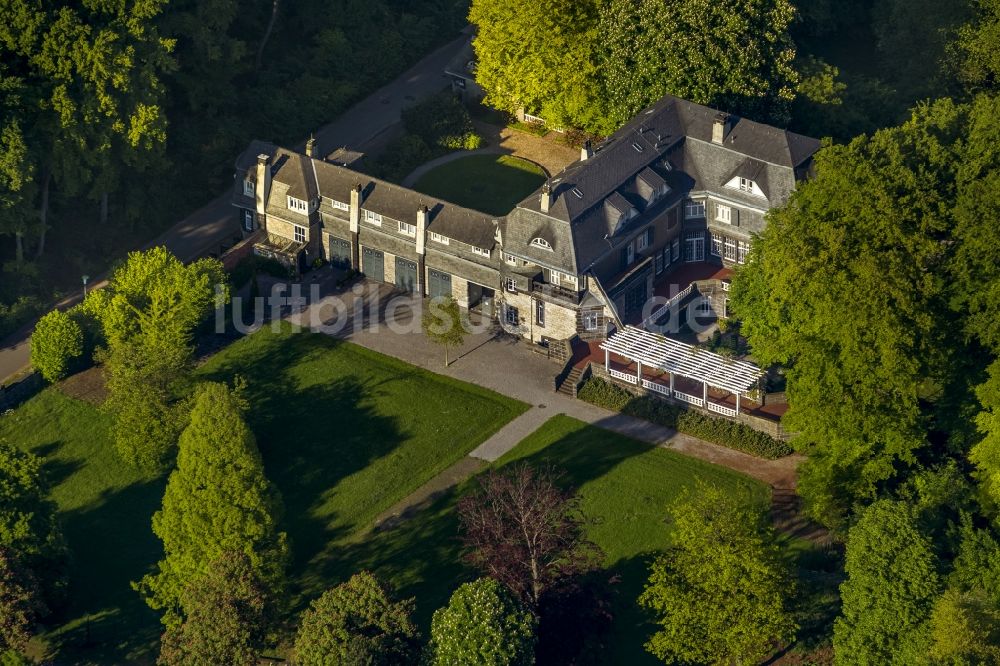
671;239;680;261
293;225;306;243
711;233;723;257
631;141;644;152
363;209;382;226
399;220;416;237
430;232;450;245
505;305;519;325
472;246;491;258
549;270;560;286
724;237;737;261
535;300;545;327
531;238;552;250
288;196;308;213
504;277;518;293
503;252;517;265
738;177;753;193
582;311;599;331
685;200;705;218
737;239;750;264
663;246;671;268
655;253;664;275
716;204;732;224
636;231;649;251
571;187;584;199
562;273;578;288
331;199;349;211
242;209;254;232
243;179;254;196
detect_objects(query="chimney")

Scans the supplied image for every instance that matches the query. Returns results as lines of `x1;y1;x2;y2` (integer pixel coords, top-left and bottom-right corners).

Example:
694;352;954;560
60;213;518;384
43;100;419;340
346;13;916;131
540;181;552;213
349;184;362;234
305;136;316;158
580;139;593;161
255;154;271;227
712;113;730;145
416;205;429;256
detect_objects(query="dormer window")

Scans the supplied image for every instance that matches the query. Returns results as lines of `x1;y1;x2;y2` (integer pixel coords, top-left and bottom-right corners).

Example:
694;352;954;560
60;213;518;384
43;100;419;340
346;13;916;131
472;246;491;258
531;238;553;251
399;220;416;237
243;179;254;196
631;142;644;152
738;178;753;192
364;209;382;226
287;196;308;213
571;187;583;199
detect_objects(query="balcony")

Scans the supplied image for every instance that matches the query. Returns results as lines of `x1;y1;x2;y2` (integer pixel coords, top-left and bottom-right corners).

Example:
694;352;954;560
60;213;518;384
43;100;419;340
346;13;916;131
530;281;582;306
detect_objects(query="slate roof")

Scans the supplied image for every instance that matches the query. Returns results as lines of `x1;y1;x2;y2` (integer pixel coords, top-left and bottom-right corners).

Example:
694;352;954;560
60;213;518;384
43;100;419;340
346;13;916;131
504;94;820;274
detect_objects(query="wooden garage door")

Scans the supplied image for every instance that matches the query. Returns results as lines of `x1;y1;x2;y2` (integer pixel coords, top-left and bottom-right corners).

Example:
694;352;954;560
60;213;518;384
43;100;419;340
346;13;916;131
428;269;452;299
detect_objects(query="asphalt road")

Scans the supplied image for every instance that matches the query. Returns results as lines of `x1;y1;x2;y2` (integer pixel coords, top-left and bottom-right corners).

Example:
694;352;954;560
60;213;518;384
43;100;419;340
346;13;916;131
0;31;470;386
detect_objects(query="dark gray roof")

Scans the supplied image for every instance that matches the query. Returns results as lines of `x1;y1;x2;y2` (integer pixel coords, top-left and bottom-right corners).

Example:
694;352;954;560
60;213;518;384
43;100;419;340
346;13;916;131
272;149;318;201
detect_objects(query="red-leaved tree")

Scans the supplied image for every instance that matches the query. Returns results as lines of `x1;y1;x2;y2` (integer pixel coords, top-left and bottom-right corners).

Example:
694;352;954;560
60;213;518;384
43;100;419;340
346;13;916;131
457;463;601;607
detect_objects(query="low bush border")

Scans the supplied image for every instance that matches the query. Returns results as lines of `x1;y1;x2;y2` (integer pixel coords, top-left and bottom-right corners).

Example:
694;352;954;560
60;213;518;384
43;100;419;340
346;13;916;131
577;377;793;459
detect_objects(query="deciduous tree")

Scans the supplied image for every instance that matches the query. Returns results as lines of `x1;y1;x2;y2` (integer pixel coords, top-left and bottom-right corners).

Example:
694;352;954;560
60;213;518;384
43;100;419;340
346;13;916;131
950;0;1000;91
426;578;536;666
158;550;270;666
639;484;795;664
834;500;940;664
136;382;288;626
422;296;466;367
30;308;83;382
0;547;45;654
457;463;599;607
293;571;419;665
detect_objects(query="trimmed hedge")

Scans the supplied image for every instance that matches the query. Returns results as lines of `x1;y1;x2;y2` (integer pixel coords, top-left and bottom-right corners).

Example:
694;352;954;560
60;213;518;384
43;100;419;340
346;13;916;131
577;377;792;460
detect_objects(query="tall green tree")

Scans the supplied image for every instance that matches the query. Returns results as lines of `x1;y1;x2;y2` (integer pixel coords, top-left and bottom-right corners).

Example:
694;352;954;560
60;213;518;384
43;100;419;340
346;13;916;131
293;571;420;665
136;382;288;626
427;578;536;666
422;296;465;367
0;442;66;603
731;98;978;530
598;0;799;128
639;484;796;664
834;500;941;664
157;550;270;666
30;308;83;382
950;0;1000;91
468;0;603;132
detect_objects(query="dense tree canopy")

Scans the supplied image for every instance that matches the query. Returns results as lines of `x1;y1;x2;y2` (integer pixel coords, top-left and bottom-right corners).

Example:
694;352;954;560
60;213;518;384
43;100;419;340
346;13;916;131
732;95;1000;529
293;571;419;665
639;484;796;664
30;308;82;382
137;382;288;626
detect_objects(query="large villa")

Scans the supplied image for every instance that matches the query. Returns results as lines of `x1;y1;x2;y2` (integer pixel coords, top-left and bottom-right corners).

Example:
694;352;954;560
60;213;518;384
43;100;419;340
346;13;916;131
231;93;820;438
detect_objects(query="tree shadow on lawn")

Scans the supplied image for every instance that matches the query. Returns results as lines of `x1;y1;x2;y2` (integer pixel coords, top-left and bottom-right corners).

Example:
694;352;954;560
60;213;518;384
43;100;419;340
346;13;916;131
33;440;86;490
197;329;412;604
44;477;167;665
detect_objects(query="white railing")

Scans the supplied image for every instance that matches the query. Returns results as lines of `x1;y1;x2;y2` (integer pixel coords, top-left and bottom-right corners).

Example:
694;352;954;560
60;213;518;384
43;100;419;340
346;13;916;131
641;378;670;396
672;390;704;407
523;113;546;125
609;368;638;385
707;401;738;418
642;284;694;329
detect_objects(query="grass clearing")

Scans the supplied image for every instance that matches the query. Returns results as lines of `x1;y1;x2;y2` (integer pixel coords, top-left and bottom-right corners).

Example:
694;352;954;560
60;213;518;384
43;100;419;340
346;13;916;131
411;154;546;215
0;325;526;663
329;414;768;664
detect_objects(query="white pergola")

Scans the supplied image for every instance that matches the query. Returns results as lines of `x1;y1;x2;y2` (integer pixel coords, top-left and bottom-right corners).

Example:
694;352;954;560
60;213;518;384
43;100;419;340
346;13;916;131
599;325;764;416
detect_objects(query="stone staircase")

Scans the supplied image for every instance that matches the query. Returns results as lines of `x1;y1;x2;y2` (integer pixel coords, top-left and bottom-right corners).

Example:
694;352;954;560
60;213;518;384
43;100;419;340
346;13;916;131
556;364;586;397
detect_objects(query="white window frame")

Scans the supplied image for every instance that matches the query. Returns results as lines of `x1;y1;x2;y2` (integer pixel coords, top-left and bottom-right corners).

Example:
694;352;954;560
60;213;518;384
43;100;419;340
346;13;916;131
684;200;705;218
288;196;308;213
724;237;737;261
738;177;753;193
562;273;577;288
472;246;491;258
504;304;519;325
331;199;349;211
293;225;306;243
711;233;723;257
535;299;545;327
549;270;560;286
243;179;254;196
503;252;517;265
737;239;750;264
430;232;450;245
531;238;553;251
242;209;254;232
716;204;732;224
582;311;599;331
398;220;416;237
363;209;382;226
504;277;517;293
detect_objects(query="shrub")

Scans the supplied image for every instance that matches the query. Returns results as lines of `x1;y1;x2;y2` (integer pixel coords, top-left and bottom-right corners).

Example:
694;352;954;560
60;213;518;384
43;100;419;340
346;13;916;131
30;309;84;382
402;92;475;150
578;377;792;459
463;133;484;150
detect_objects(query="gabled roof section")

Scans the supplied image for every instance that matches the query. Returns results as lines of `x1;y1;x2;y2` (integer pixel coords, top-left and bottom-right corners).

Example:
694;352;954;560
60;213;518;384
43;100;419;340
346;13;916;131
723;157;771;199
271;149;318;201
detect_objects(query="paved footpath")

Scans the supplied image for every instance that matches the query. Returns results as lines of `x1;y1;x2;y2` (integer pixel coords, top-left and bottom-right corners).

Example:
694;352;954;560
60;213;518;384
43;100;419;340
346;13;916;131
289;282;807;531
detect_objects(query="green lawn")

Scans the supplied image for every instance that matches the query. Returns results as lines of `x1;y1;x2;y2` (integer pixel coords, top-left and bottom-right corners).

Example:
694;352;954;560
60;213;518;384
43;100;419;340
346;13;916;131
0;325;526;663
330;414;769;665
411;154;546;215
